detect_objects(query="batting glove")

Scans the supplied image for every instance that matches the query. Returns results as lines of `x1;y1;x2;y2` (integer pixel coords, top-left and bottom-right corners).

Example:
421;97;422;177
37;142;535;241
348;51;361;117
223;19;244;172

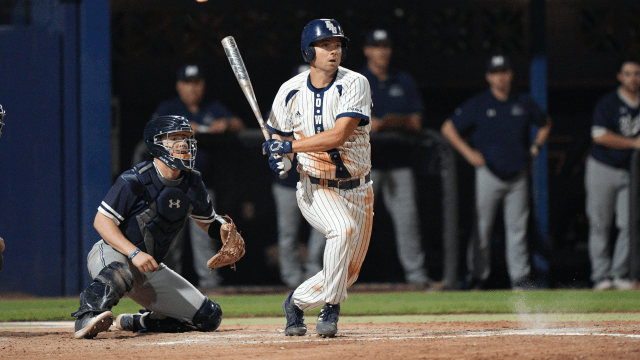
268;155;292;173
262;139;293;157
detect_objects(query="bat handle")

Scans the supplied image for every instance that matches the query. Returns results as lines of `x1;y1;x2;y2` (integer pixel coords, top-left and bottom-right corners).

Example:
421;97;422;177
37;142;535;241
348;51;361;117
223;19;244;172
279;156;291;179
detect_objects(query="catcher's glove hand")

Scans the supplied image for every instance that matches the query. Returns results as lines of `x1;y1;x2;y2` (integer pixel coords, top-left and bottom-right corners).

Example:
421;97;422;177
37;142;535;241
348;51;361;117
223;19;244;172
207;216;245;271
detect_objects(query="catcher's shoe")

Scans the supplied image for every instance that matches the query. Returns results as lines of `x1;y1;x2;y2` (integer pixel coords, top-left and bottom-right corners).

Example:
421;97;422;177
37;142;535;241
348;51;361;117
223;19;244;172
115;313;144;332
73;311;113;339
316;303;340;338
282;291;307;336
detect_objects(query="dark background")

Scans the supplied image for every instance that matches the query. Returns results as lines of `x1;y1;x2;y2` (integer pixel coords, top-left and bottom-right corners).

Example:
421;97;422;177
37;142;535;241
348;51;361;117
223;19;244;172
1;0;638;293
106;0;640;288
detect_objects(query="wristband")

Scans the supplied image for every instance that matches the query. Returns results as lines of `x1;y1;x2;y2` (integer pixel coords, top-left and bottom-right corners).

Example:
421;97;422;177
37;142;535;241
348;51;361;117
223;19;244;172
129;248;141;260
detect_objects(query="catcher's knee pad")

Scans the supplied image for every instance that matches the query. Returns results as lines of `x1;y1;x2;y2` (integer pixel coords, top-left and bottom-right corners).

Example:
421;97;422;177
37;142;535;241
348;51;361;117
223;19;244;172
71;262;134;318
192;298;222;332
95;262;134;297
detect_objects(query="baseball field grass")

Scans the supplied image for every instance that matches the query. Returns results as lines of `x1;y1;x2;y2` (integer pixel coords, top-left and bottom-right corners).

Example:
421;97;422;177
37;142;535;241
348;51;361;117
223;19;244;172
0;289;638;322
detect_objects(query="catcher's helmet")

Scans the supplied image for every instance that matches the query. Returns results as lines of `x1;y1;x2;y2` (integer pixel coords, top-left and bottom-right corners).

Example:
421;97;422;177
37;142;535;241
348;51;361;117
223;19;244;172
144;115;197;171
301;19;349;63
0;104;5;139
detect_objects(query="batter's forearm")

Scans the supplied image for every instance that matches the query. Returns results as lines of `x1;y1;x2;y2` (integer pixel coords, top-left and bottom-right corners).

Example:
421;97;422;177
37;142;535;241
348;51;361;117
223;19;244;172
291;117;360;153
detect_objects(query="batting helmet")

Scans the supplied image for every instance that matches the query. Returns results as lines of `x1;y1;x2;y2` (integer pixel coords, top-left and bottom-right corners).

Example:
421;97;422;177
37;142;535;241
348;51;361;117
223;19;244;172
0;105;5;139
144;115;197;171
301;19;350;63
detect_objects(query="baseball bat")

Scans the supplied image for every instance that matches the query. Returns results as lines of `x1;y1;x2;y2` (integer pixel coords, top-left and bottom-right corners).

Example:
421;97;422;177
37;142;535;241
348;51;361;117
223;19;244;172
221;36;290;179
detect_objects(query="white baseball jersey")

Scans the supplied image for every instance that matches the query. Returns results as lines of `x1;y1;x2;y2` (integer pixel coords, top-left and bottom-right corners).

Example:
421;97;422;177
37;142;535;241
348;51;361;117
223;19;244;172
267;66;372;180
268;66;375;309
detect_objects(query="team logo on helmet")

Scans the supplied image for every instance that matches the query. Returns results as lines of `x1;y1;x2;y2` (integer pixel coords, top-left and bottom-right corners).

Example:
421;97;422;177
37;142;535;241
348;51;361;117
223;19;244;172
325;20;338;34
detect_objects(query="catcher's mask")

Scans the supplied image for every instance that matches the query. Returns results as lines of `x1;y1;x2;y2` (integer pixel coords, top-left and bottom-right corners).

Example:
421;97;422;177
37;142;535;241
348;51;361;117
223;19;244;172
144;115;197;171
0;104;5;139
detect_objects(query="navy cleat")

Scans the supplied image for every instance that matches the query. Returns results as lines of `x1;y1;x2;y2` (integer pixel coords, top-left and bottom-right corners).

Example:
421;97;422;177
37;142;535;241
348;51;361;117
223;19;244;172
115;313;144;332
316;303;340;337
73;311;113;339
282;291;307;336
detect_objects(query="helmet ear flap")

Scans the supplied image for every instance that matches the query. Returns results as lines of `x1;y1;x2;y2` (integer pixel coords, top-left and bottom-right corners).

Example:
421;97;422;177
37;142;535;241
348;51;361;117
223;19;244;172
302;47;316;63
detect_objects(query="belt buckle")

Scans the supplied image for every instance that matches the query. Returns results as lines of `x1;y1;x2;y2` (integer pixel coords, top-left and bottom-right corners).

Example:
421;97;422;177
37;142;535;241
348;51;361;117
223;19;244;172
335;178;345;189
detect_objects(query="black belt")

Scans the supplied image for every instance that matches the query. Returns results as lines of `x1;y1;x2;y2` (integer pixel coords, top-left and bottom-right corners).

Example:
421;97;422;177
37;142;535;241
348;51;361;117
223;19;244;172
308;173;371;190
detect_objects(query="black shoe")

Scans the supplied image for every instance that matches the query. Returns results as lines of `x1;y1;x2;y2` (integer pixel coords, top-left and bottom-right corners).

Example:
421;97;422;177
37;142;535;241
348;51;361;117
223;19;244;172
316;303;340;337
73;311;113;339
282;291;307;336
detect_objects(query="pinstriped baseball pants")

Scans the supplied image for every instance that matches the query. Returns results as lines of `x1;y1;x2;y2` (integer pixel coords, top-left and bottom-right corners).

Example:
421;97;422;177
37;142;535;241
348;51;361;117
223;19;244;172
292;174;374;311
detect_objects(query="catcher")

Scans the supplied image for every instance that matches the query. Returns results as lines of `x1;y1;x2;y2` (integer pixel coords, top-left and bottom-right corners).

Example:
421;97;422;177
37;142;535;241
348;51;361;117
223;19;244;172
71;115;244;339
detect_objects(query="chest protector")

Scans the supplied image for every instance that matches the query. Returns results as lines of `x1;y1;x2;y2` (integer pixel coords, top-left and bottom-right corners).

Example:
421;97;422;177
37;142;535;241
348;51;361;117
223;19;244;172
122;162;199;262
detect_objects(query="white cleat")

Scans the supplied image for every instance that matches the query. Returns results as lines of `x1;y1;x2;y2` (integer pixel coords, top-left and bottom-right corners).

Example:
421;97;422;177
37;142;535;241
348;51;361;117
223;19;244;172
73;311;114;339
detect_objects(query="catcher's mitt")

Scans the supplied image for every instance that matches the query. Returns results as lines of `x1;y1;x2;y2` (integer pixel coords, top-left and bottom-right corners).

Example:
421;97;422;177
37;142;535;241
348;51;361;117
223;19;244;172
207;216;245;271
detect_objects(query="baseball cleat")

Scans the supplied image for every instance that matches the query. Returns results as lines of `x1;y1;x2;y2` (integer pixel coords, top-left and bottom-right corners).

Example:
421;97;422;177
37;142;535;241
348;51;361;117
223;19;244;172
316;303;340;338
73;311;113;339
115;313;141;332
282;291;307;336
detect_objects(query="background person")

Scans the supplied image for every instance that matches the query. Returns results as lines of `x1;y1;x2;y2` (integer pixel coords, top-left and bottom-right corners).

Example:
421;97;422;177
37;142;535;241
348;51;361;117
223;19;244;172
441;54;552;290
359;29;431;286
585;58;640;291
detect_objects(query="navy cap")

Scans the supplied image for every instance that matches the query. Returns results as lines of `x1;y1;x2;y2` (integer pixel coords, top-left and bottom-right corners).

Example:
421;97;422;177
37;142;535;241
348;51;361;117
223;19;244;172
364;29;393;47
486;54;512;72
177;64;204;81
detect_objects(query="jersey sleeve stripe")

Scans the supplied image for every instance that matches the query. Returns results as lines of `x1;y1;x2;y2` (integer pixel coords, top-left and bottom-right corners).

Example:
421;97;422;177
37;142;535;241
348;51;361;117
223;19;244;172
336;112;369;123
267;124;294;137
99;201;124;221
98;206;121;226
190;208;216;223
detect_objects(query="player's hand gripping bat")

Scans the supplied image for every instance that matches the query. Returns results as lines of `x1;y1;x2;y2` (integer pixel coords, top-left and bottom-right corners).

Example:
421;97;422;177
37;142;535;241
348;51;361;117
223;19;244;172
221;36;291;179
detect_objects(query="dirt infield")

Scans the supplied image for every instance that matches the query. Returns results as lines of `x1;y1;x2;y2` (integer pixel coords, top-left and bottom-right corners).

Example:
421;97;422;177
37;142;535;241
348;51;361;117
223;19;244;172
1;320;639;359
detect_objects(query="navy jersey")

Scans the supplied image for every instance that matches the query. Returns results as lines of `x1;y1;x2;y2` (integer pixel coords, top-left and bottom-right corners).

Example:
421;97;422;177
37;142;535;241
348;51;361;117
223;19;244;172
98;161;216;262
590;89;640;169
451;90;547;180
153;98;234;129
360;66;424;169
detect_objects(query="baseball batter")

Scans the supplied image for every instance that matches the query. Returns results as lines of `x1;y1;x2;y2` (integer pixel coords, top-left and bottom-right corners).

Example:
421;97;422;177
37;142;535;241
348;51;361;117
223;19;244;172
262;19;374;337
71;115;242;339
585;58;640;291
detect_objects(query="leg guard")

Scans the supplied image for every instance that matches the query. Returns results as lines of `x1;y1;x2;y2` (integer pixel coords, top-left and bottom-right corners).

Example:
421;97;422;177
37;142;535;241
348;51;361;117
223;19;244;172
192;298;223;332
71;262;134;318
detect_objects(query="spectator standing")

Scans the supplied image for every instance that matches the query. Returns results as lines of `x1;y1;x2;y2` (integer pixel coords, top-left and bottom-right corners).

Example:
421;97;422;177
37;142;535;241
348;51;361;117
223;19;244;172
441;54;552;290
359;29;431;286
585;58;640;291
